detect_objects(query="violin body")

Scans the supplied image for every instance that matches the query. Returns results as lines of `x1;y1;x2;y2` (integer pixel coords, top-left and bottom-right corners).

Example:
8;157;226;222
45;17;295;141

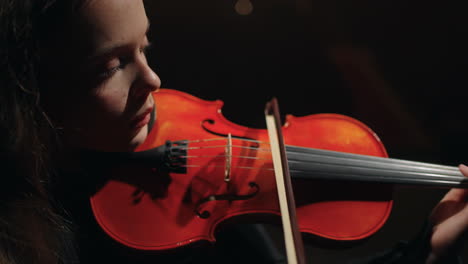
90;89;392;250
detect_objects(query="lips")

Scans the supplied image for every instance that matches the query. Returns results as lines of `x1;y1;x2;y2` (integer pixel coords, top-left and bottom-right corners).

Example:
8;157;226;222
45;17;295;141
131;107;153;129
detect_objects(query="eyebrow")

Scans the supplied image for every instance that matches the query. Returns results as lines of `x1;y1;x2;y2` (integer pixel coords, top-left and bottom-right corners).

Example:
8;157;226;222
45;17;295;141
87;18;151;62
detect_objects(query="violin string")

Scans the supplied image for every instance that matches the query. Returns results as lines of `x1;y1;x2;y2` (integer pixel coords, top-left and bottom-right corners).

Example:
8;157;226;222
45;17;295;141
183;141;461;177
287;148;466;187
183;163;465;184
289;169;468;187
182;160;465;182
182;136;457;169
285;146;461;175
287;145;459;172
180;137;270;145
184;143;460;176
178;138;466;187
183;164;274;171
185;142;458;173
182;163;466;187
185;144;269;152
184;154;272;161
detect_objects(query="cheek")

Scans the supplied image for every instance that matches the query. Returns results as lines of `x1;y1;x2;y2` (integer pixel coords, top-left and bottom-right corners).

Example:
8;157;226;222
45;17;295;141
66;78;131;133
92;82;129;119
89;71;135;118
61;71;141;150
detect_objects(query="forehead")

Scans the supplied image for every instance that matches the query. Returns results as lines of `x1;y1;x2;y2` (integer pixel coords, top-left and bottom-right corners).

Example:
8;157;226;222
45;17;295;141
74;0;148;53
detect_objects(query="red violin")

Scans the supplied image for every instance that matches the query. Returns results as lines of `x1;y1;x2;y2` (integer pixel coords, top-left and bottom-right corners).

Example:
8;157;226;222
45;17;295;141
89;89;466;251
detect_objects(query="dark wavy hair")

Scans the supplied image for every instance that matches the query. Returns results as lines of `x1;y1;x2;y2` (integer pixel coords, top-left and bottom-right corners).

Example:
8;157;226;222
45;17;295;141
0;0;84;263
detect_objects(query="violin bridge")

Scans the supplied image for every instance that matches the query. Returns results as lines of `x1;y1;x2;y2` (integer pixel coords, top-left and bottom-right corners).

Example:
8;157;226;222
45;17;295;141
224;133;232;183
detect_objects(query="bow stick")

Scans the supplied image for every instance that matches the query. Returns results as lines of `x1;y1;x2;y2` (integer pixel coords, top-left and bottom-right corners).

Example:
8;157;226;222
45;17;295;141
265;98;307;264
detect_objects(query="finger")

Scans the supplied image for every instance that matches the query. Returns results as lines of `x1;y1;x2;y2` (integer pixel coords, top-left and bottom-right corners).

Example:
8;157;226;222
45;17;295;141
439;164;468;202
459;164;468;177
430;206;468;259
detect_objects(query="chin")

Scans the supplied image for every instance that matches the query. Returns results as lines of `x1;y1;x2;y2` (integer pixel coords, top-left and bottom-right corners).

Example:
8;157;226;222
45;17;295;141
128;124;149;150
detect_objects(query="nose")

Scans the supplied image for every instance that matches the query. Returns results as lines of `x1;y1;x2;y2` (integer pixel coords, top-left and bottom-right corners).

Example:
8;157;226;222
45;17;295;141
133;58;161;95
143;67;161;92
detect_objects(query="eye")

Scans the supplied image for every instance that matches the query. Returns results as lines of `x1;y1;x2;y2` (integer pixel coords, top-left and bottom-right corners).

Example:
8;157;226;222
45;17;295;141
140;42;152;55
100;57;131;79
96;43;152;80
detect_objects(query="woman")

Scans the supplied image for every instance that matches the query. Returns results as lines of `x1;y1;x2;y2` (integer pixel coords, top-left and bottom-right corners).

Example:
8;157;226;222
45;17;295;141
1;0;158;263
0;0;467;263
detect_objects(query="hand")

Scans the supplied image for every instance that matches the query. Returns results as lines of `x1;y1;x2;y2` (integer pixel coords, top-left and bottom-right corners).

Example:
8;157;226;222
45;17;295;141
426;164;468;263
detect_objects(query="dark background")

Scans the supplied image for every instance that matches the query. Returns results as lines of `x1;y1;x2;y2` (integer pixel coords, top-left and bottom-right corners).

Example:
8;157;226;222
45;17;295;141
142;0;468;262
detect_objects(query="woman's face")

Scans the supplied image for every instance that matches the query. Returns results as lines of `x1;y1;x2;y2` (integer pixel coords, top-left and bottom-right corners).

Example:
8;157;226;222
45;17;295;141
45;0;161;152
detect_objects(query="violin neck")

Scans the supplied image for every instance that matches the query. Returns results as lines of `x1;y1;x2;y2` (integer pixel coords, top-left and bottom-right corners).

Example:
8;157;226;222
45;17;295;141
286;145;468;188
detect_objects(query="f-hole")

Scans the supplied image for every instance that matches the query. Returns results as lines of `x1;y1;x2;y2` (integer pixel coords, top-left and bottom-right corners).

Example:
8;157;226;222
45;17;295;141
194;182;260;219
